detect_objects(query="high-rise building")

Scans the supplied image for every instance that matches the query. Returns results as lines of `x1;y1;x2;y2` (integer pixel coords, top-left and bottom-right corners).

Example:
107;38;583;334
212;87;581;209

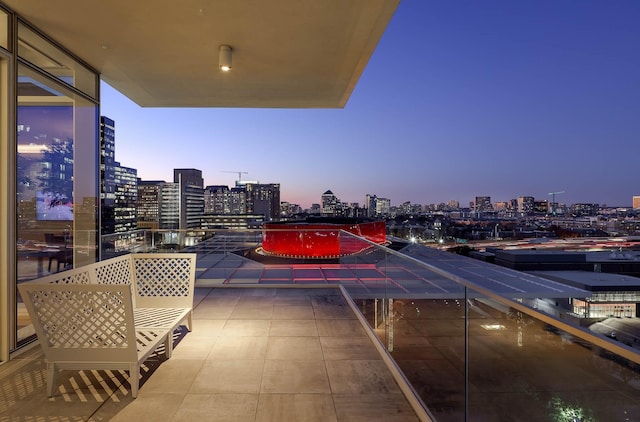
365;194;377;218
633;196;640;209
517;196;535;216
173;168;204;229
100;116;137;234
204;185;230;214
113;164;137;233
159;182;180;229
534;200;549;215
100;117;116;234
571;203;600;217
137;180;164;229
322;190;339;216
245;183;280;221
280;202;303;218
229;187;248;214
375;197;391;217
493;201;508;211
474;196;492;213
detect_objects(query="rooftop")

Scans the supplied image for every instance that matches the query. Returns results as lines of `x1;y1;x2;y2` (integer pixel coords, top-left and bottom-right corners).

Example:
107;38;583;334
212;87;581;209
530;270;640;292
190;239;593;300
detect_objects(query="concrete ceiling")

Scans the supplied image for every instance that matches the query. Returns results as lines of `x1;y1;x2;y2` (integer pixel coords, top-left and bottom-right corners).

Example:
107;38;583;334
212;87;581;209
4;0;400;108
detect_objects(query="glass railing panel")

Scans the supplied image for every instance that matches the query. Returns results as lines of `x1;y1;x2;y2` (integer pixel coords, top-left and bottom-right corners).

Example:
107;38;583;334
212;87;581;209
336;230;640;421
467;299;640;421
354;291;468;421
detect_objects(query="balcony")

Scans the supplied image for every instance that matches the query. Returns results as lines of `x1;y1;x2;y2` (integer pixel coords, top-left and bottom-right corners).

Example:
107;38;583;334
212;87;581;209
9;228;640;421
4;285;424;421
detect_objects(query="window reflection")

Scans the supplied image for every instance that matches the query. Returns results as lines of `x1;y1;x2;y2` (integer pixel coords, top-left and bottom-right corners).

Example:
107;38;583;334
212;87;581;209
17;76;74;282
16;65;98;345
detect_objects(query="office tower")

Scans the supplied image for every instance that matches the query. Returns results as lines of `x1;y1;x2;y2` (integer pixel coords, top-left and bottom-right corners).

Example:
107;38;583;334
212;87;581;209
633;196;640;209
173;168;204;229
113;164;137;233
100;117;116;234
508;199;518;213
173;168;203;188
365;194;377;218
229;187;248;214
204;185;230;214
534;200;549;215
245;182;280;221
100;116;137;234
571;203;600;217
137;180;164;229
517;196;535;216
474;196;492;213
399;201;412;215
375;197;391;217
364;194;391;218
309;203;322;215
322;190;339;216
159;182;180;229
280;201;299;218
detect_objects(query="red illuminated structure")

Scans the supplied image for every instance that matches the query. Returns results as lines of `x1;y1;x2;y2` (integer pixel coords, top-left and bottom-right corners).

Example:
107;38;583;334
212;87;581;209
262;218;386;258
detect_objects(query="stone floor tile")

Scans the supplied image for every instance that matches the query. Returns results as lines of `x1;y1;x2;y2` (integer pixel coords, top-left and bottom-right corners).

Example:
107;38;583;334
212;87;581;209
140;359;203;394
208;336;268;360
320;336;381;360
272;304;315;320
222;319;272;336
316;319;368;337
170;335;216;360
172;393;259;422
98;392;184;422
229;304;274;320
333;393;420;422
269;320;318;337
325;360;400;394
265;336;324;360
255;393;337;422
261;360;331;393
190;359;265;394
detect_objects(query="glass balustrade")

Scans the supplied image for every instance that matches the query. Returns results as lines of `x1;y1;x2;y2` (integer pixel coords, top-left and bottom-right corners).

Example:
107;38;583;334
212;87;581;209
337;230;640;422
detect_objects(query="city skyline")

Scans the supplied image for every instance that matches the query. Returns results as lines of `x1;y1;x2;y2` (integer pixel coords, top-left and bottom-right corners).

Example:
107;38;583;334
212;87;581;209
101;1;640;209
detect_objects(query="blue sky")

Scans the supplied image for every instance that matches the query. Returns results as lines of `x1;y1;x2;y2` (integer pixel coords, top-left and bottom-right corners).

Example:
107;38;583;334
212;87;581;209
101;0;640;209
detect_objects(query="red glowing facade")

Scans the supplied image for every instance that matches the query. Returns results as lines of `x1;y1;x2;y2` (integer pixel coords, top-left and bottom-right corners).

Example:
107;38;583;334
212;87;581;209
262;219;386;258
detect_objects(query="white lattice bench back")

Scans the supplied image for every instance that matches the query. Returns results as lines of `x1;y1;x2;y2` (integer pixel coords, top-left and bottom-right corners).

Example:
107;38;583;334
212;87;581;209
30;253;196;309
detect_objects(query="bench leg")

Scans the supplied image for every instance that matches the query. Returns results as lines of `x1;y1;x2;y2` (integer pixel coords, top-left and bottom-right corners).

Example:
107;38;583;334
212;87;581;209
129;363;140;398
186;312;193;332
47;362;58;397
164;333;173;358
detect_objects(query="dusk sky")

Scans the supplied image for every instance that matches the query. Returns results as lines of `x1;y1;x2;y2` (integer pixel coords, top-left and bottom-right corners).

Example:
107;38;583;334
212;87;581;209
102;1;640;209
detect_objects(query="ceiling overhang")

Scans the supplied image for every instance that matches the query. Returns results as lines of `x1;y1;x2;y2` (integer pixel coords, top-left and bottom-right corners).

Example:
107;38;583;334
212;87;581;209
4;0;400;108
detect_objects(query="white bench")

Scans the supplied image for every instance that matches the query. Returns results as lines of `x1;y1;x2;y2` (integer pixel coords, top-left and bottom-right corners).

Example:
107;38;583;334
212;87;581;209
18;253;196;398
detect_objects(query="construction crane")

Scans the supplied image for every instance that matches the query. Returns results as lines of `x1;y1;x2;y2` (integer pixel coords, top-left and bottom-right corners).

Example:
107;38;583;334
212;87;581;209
548;190;565;216
222;170;248;183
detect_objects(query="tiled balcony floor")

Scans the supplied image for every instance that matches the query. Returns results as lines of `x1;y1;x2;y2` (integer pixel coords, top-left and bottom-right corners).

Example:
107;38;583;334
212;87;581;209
1;286;423;421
